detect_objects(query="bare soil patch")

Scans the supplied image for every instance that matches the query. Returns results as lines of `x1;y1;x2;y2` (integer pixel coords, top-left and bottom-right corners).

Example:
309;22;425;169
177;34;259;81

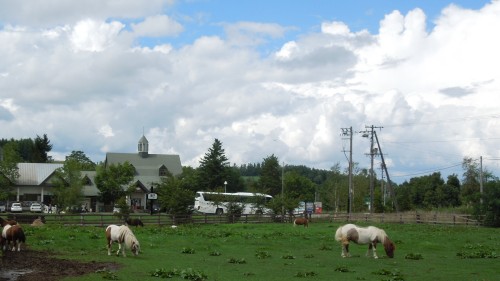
0;249;120;281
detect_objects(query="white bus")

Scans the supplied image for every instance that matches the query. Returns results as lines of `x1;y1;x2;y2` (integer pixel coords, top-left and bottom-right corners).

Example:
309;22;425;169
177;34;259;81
194;191;273;215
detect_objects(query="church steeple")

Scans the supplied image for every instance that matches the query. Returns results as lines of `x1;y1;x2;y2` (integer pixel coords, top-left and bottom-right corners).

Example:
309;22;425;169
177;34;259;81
138;134;149;158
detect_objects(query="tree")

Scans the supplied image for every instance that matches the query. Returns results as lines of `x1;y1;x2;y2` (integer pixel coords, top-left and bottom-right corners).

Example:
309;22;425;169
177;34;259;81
94;162;135;208
259;154;281;196
197;139;230;190
461;157;480;206
284;170;316;201
52;159;85;212
156;174;195;215
475;180;500;227
0;142;21;201
66;150;96;171
33;134;53;162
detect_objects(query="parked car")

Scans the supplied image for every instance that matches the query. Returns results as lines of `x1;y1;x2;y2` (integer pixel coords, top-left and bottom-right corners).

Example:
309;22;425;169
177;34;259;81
0;202;6;212
30;202;43;213
11;202;22;213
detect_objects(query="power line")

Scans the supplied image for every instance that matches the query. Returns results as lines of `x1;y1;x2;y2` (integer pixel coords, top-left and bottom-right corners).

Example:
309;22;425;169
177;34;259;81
391;162;463;178
384;113;500;128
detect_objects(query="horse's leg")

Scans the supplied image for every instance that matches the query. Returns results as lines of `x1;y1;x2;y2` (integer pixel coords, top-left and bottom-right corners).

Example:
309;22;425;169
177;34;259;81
116;242;121;256
366;243;372;257
371;242;378;259
107;240;112;255
16;241;21;252
118;242;126;257
341;238;350;257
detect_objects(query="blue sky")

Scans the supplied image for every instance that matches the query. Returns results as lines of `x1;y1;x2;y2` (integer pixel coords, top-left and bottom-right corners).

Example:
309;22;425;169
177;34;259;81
147;0;487;49
1;0;499;183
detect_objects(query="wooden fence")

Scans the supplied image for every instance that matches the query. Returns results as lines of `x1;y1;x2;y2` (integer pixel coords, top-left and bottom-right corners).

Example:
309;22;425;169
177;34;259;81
5;211;481;226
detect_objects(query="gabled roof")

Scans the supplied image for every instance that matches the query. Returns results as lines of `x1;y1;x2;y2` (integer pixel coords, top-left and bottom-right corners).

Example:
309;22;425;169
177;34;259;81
105;152;182;176
16;163;64;185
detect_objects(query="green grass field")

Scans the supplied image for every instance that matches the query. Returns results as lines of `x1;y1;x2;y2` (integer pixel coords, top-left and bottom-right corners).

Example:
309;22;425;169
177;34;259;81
23;221;499;281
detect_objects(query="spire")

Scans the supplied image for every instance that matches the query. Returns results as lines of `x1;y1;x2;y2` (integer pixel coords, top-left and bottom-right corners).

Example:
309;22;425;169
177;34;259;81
138;134;149;158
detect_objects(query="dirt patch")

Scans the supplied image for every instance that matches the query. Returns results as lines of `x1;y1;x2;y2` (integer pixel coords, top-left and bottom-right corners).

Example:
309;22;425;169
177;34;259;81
0;249;120;281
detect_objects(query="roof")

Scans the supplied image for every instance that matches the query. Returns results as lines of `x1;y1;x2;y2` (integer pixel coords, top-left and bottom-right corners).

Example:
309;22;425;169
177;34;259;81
16;163;64;185
105;152;182;176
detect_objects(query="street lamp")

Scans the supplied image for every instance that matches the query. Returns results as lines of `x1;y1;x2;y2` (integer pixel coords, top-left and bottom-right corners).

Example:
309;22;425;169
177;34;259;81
224;181;227;193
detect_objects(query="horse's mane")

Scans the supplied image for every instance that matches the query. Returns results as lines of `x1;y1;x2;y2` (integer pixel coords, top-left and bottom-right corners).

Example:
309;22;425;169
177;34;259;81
119;225;139;250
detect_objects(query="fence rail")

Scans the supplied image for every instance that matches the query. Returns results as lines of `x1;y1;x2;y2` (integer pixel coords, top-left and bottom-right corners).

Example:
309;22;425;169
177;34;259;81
5;211;481;226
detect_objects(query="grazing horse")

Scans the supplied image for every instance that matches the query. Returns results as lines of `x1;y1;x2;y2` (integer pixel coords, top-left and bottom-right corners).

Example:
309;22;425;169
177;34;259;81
293;217;309;228
125;218;144;227
1;219;26;252
335;224;395;259
105;225;140;257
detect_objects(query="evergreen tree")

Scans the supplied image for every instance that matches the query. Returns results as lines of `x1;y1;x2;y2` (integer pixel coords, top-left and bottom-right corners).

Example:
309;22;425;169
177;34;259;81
259;154;282;196
197;139;230;191
33;134;53;162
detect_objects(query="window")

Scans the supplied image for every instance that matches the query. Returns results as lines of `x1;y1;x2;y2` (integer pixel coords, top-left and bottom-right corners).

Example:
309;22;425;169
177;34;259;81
159;165;169;176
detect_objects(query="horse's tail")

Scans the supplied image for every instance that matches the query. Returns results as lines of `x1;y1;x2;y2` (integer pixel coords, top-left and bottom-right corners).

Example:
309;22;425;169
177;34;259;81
18;227;26;243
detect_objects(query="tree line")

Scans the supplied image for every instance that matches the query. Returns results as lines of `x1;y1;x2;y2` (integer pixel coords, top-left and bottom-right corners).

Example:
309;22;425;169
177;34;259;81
1;136;499;226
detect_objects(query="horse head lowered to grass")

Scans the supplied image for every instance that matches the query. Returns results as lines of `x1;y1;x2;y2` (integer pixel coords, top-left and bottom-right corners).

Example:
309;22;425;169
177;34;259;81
105;224;140;257
335;223;395;259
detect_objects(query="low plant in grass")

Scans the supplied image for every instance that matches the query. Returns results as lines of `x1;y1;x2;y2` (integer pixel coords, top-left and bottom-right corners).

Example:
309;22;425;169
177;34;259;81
281;254;295;259
255;250;271;259
404;253;423;260
150;268;207;281
227;257;246;264
208;250;221;256
372;269;405;281
334;265;353;273
96;269;119;280
304;254;314;258
181;247;195;254
456;244;498;259
295;271;317;277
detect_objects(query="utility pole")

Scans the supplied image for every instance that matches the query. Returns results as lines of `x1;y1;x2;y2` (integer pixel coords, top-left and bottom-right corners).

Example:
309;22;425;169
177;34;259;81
373;130;399;212
480;156;483;204
361;125;382;213
341;127;353;214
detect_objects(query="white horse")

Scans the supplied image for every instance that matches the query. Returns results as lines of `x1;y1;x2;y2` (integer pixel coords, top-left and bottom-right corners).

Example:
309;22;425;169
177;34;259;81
105;225;140;257
335;224;395;259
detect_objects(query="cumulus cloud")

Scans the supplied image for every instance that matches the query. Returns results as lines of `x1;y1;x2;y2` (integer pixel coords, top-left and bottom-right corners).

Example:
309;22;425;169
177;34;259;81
131;15;184;37
1;1;499;183
70;19;124;52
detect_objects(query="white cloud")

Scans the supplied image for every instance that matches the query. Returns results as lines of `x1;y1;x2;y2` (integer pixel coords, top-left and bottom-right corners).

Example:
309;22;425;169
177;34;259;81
131;15;184;37
70;19;124;52
0;1;499;183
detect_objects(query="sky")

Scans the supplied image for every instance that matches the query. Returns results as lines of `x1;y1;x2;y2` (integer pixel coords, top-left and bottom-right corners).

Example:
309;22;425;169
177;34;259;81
1;0;500;184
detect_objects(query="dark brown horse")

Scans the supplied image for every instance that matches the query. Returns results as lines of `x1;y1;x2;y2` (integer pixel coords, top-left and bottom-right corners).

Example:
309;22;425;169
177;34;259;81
1;217;26;251
293;217;309;228
126;218;144;227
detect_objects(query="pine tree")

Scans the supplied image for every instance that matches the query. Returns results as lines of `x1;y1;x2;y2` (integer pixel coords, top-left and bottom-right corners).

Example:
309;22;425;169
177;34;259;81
197;139;229;191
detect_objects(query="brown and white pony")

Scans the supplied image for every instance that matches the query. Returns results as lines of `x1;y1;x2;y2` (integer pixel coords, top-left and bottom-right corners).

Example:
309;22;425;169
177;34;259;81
0;217;26;252
335;224;395;259
293;217;309;227
105;224;140;257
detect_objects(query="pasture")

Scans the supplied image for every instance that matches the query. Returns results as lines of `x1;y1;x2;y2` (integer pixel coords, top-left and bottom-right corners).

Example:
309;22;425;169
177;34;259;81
14;221;500;281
